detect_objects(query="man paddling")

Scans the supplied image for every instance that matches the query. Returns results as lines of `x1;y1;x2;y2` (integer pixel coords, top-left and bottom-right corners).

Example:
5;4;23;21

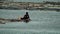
21;12;30;22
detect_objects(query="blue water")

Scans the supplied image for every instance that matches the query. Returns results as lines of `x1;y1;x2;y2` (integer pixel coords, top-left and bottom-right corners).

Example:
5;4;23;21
0;9;60;34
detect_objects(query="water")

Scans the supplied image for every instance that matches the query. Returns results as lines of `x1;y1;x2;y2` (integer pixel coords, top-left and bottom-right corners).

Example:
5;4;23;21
0;9;60;34
4;0;60;2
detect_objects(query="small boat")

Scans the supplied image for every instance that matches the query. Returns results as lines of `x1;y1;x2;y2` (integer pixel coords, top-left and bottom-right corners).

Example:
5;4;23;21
0;18;31;23
0;12;30;23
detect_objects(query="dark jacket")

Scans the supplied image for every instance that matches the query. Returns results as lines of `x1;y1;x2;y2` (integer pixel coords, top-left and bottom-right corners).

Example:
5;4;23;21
21;12;30;20
23;14;29;19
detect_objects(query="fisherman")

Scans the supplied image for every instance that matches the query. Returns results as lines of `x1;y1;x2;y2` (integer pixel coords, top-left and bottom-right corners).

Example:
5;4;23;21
21;12;30;20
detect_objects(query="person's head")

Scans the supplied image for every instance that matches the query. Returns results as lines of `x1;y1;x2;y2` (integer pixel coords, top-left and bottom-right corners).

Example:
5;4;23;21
26;12;28;15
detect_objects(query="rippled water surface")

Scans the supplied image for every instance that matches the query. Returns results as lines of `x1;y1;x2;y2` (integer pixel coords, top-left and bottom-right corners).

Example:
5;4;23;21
0;9;60;34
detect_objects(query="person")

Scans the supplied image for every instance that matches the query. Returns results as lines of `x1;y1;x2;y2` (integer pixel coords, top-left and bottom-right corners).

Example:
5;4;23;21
21;12;30;20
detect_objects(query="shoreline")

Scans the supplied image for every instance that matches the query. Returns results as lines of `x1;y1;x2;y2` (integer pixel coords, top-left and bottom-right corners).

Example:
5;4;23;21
0;1;60;11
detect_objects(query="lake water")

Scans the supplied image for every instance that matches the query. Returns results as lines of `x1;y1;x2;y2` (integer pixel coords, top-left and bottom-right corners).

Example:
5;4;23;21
0;9;60;34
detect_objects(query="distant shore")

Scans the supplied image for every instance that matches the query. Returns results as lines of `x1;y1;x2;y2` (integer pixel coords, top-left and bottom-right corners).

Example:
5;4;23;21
0;1;60;11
